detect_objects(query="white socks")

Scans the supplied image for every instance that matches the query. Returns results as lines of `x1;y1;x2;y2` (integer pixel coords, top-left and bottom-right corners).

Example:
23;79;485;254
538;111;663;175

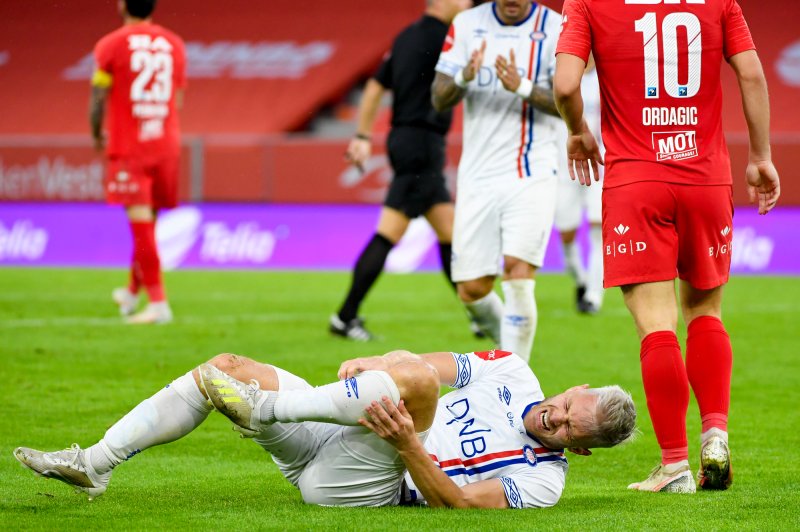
562;240;587;287
271;370;400;426
86;372;211;475
464;291;503;343
585;225;604;307
501;279;537;363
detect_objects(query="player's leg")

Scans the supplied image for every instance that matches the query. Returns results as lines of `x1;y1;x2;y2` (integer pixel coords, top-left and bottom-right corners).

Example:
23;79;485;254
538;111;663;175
452;183;503;343
603;182;694;492
424;201;456;286
104;157;149;317
294;359;440;507
14;361;219;498
675;183;734;490
583;179;605;313
498;177;557;362
124;205;173;324
425;201;486;339
126;156;178;324
680;283;732;490
499;257;537;363
555;176;588;309
332;206;410;340
621;280;695;492
202;354;439;435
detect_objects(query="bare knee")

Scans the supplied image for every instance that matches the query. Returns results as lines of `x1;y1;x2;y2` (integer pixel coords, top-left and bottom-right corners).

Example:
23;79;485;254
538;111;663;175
193;353;279;395
680;282;723;324
503;256;535;280
208;352;249;373
387;361;440;432
458;277;494;302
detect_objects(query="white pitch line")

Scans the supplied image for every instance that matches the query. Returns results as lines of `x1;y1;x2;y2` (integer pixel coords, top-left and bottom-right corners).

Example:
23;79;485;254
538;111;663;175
2;304;796;329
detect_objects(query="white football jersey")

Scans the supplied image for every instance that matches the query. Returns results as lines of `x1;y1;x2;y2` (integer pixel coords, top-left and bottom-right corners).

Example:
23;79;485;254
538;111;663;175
436;2;562;183
403;350;568;509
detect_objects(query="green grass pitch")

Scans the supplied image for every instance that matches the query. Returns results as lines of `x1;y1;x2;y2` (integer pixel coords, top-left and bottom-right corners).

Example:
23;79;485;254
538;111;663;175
1;268;798;530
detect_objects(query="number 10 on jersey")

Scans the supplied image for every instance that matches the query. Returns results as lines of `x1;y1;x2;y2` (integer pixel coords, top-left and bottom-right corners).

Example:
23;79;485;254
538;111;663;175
635;12;702;99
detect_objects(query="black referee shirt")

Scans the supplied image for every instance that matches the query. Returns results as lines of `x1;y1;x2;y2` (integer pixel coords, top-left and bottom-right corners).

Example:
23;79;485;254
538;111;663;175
373;14;452;136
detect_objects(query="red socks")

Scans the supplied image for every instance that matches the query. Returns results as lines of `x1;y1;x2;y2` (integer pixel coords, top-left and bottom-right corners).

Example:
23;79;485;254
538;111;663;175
686;316;731;433
640;331;689;464
130;221;165;303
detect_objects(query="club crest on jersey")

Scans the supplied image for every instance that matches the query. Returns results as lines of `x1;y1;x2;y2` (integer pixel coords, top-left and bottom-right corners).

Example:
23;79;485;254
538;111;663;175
523;445;538;466
529;31;546;41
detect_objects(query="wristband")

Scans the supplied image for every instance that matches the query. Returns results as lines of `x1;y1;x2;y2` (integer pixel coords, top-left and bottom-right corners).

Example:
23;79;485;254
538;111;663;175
354;133;371;141
516;78;533;99
454;68;469;89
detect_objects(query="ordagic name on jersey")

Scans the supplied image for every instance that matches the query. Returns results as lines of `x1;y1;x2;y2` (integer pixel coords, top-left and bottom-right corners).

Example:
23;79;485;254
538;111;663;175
643;106;699;162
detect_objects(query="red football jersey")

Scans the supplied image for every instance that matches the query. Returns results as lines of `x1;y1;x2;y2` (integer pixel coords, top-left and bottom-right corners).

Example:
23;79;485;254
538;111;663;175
556;0;755;187
94;23;186;160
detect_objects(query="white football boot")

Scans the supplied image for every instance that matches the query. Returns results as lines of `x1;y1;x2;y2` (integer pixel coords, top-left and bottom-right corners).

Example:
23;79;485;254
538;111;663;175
199;363;276;437
698;435;733;490
628;461;696;493
14;444;111;500
112;287;139;316
126;302;173;324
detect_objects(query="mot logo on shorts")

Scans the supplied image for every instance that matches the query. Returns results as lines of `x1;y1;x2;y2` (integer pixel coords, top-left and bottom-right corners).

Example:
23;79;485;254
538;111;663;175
607;223;647;258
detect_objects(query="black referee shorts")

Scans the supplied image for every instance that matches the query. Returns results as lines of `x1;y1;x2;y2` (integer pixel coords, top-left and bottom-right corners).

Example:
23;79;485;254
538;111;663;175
384;126;452;218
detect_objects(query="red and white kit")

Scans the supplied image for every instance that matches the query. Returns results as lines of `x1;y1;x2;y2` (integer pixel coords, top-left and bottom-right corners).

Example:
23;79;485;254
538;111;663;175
557;0;754;288
94;23;186;208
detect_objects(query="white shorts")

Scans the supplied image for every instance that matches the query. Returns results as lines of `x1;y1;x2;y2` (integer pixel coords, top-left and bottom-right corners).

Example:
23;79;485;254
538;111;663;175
451;176;557;281
554;174;603;232
554;117;603;232
252;366;421;507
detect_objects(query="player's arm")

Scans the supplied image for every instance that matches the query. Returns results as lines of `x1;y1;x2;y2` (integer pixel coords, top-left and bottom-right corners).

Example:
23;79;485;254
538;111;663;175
361;396;510;509
553;53;603;185
431;39;486;112
89;68;112;153
345;78;386;172
431;72;466;112
338;350;456;386
495;49;559;117
728;50;780;214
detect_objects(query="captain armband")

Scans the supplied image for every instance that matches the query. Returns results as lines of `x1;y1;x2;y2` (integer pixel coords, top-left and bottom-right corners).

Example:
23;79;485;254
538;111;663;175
91;69;113;89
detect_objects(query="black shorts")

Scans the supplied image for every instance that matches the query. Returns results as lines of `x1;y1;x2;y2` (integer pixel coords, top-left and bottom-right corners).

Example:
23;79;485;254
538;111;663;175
384;126;451;218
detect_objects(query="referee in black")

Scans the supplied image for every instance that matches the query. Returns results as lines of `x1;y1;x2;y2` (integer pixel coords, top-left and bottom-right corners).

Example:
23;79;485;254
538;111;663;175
330;0;474;341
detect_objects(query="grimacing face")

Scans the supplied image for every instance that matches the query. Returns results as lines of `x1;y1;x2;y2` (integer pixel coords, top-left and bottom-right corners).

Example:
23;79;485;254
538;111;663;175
525;386;599;450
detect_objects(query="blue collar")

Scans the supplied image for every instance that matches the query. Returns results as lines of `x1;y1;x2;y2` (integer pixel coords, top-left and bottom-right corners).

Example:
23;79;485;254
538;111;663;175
521;401;540;441
492;1;537;27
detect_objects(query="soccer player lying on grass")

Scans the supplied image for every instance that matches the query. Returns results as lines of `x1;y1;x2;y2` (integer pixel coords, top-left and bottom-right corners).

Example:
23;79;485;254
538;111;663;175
15;349;635;508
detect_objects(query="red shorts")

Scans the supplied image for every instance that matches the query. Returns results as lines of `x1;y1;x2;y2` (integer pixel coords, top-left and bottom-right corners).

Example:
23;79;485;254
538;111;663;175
105;155;179;210
602;182;733;290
